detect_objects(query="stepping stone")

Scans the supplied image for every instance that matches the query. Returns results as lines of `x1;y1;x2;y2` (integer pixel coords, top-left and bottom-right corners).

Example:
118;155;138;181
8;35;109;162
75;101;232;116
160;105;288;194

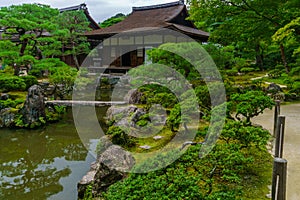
139;145;151;150
153;135;163;140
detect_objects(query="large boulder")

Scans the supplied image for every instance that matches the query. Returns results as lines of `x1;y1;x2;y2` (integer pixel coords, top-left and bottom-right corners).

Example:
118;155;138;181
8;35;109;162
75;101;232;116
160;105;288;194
106;105;146;127
266;83;282;93
124;89;144;104
21;85;46;126
78;145;135;199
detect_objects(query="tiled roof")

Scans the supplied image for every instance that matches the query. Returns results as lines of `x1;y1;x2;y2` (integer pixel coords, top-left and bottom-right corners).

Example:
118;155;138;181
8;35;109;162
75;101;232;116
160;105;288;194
85;1;208;40
59;3;87;12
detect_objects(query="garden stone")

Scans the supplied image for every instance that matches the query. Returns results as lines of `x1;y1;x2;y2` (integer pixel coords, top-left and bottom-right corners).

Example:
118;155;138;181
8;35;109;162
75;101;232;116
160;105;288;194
266;83;282;93
0;93;9;100
78;145;135;198
21;85;45;126
0;108;16;128
124;89;144;104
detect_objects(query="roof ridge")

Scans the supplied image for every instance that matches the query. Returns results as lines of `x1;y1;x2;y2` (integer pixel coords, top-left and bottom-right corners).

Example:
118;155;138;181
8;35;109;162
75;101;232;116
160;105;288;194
59;3;87;12
132;1;184;11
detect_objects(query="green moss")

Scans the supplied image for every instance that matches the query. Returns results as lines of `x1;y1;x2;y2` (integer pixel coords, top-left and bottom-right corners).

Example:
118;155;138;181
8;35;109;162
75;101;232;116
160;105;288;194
7;91;27;100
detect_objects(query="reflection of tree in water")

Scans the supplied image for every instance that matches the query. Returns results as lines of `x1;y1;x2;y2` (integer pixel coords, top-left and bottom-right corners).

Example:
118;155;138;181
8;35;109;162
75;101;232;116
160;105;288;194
0;129;88;200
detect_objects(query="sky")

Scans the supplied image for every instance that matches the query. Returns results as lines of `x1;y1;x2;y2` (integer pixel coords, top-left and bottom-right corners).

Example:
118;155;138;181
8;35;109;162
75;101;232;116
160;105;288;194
0;0;175;23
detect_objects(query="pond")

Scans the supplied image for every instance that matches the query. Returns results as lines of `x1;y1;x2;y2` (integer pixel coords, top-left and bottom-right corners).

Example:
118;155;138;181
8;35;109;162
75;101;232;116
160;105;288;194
0;107;108;200
252;103;300;200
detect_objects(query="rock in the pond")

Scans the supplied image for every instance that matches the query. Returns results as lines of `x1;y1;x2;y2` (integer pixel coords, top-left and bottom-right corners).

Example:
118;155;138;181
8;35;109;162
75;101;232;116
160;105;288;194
21;85;46;126
78;145;135;199
96;135;113;155
0;108;16;128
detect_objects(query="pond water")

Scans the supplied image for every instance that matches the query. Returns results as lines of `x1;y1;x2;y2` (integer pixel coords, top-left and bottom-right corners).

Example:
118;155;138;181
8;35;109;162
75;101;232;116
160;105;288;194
252;103;300;200
0;107;108;200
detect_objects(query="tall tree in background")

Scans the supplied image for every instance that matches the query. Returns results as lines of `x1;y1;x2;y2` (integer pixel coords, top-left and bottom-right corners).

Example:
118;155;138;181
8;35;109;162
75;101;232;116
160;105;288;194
99;13;126;28
188;0;300;72
272;17;300;66
55;10;91;69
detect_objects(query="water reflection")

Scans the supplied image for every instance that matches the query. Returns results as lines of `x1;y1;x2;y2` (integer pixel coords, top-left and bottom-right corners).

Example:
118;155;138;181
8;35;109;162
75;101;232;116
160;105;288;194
0;113;92;200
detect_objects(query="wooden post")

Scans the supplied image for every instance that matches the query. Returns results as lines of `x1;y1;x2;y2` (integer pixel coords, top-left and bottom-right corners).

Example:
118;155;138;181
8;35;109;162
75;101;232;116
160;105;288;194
274;116;285;158
273;100;281;136
272;158;287;200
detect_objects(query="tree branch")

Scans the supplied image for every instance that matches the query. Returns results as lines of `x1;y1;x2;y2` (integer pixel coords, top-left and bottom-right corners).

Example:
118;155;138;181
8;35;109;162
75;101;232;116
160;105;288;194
241;0;281;26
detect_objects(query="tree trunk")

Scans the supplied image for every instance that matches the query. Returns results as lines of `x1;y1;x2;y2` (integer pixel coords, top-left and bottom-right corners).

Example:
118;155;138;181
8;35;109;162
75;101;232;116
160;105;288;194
73;54;80;70
280;44;289;73
72;43;80;70
20;38;28;56
255;44;264;70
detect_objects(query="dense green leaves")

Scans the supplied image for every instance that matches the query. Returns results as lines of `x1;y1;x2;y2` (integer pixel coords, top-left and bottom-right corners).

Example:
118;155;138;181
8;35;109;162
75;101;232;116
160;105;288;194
0;3;59;60
55;10;91;69
229;90;274;123
100;13;126;28
0;76;26;92
188;0;300;71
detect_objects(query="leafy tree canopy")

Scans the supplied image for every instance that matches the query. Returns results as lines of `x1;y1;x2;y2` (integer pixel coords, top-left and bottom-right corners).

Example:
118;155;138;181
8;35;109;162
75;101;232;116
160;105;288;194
0;4;91;71
99;13;126;28
187;0;300;71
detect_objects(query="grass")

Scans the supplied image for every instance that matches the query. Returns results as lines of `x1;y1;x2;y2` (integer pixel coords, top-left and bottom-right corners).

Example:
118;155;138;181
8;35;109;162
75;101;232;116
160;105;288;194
241;146;273;200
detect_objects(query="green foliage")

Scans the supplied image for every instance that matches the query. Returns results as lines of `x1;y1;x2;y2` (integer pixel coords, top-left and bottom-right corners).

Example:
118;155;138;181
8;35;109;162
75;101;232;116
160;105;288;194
221;120;270;148
188;0;300;71
240;67;256;73
14;114;46;129
0;4;91;71
272;17;300;56
233;58;251;71
30;58;69;77
103;126;272;199
0;40;19;65
229;90;274;123
226;68;238;76
83;184;93;200
147;92;177;108
46;106;66;122
268;69;282;78
100;13;126;28
16;55;36;66
147;43;199;79
0;76;26;92
20;75;38;89
290;66;300;76
290;82;300;95
55;10;91;69
106;126;134;147
0;99;24;110
0;3;60;64
202;43;235;69
49;66;78;95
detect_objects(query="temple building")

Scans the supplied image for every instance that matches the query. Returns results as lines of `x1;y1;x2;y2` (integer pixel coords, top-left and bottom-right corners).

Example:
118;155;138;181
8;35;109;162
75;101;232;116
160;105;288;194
85;0;209;73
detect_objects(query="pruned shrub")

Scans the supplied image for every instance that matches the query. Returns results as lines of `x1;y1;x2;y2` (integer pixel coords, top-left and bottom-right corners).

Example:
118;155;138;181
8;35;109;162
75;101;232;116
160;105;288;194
0;76;26;92
240;67;256;73
20;75;38;89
